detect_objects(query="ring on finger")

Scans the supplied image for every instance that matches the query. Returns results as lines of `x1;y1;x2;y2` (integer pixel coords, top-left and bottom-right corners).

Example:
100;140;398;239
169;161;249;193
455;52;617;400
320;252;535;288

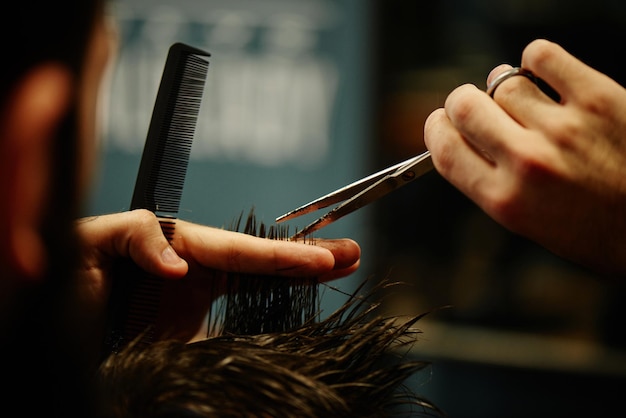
486;66;561;102
486;67;538;98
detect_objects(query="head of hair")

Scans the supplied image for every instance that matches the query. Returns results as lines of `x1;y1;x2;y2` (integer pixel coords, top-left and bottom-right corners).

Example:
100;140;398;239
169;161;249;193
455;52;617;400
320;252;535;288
98;279;443;418
98;211;443;417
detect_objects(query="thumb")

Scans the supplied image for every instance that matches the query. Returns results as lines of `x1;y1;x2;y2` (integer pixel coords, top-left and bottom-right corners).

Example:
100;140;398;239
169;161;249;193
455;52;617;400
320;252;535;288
79;210;188;279
128;224;189;280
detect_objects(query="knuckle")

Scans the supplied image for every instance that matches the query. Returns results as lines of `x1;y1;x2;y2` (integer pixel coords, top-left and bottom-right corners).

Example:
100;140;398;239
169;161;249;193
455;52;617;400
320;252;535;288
131;208;159;227
522;39;558;68
543;116;584;148
127;209;163;242
424;108;445;136
485;185;524;229
577;87;614;116
512;145;552;180
447;85;480;124
485;151;552;229
433;141;457;174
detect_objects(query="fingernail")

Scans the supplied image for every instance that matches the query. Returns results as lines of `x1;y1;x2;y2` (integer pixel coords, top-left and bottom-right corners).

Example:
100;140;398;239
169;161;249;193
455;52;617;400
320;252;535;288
161;246;182;265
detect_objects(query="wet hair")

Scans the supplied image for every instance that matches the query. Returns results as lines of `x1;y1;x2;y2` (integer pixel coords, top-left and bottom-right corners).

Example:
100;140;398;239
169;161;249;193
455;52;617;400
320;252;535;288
97;280;442;418
97;212;444;417
208;210;320;336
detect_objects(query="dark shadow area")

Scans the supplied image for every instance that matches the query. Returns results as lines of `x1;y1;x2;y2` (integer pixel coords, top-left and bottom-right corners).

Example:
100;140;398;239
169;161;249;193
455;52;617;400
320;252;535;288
371;1;626;416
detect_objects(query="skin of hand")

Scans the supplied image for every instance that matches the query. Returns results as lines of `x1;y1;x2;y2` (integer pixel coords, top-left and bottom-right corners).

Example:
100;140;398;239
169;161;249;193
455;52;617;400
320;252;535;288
76;209;361;340
424;39;626;278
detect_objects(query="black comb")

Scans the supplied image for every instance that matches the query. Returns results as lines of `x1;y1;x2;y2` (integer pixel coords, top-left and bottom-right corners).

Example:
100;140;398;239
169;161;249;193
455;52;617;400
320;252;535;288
131;42;210;222
103;43;210;357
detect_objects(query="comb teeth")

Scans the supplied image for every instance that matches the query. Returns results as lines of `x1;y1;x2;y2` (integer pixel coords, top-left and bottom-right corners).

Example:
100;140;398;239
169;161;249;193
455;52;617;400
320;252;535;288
103;44;210;357
122;274;162;345
130;43;210;217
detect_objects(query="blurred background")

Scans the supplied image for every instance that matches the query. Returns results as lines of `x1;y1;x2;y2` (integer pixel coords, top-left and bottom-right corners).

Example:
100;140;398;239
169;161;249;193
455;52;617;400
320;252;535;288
88;0;626;416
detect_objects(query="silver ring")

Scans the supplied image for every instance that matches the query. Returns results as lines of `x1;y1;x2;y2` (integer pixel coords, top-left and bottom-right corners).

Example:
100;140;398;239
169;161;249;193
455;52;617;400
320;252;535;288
486;67;538;98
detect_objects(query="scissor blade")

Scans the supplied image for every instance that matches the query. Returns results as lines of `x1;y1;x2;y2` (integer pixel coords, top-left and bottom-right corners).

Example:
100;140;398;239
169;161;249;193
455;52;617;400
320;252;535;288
276;155;424;223
290;175;406;239
291;151;433;239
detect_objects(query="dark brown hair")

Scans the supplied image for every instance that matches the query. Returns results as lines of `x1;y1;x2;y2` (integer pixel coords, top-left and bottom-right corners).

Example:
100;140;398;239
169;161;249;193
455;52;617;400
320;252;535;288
97;212;444;417
98;279;443;418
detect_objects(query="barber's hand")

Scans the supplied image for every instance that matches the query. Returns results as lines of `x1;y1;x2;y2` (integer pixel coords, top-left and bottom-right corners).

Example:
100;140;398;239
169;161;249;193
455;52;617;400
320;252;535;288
75;209;360;340
424;39;626;277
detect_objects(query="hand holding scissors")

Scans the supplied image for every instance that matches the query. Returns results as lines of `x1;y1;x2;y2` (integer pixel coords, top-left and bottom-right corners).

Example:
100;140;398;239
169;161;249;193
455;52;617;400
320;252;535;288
277;66;549;239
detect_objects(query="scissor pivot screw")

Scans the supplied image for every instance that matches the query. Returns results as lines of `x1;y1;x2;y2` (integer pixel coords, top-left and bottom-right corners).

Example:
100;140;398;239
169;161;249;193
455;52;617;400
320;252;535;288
401;171;416;181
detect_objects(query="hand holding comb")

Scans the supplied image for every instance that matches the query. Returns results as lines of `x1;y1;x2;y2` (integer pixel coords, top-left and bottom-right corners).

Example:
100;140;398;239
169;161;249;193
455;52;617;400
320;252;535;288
102;43;210;357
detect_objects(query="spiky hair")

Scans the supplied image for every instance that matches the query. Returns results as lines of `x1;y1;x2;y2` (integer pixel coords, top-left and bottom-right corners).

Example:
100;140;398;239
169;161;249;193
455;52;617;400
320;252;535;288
97;210;443;417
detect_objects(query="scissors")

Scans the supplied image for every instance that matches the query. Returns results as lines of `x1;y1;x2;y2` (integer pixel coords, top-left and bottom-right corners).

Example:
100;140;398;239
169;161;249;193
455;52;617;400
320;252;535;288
277;67;553;239
276;150;434;239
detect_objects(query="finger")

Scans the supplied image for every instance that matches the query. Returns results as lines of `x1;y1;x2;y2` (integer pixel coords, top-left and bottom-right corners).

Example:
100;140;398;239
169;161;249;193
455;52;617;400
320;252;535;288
318;259;361;283
488;66;561;130
311;238;361;271
488;66;542;103
174;220;361;278
521;39;602;103
424;107;497;200
486;64;514;87
443;83;527;162
77;210;188;280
